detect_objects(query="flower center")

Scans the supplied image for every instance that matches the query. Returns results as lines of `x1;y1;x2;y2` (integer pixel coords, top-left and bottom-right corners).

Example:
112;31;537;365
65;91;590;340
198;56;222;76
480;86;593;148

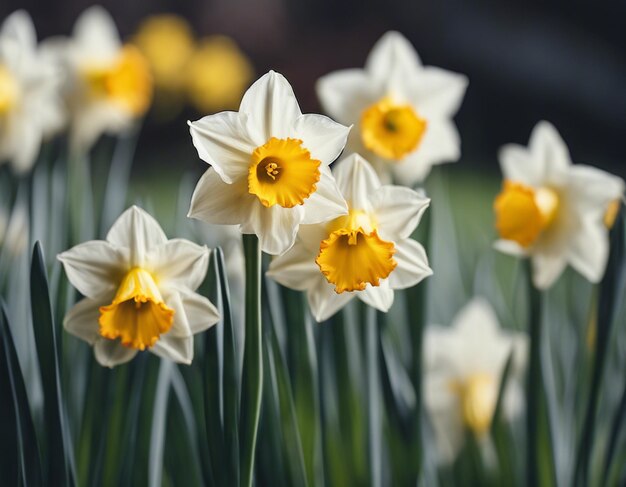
82;45;153;116
99;267;174;350
316;210;397;293
0;65;19;115
494;180;560;247
248;137;321;208
451;373;497;436
360;97;427;160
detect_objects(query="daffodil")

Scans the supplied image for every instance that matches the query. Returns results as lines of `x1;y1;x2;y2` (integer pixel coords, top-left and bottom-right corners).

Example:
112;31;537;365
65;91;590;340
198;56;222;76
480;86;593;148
58;206;219;367
494;121;625;289
423;298;527;464
48;6;152;152
188;70;350;255
185;36;254;113
316;31;468;185
267;153;432;321
0;11;65;173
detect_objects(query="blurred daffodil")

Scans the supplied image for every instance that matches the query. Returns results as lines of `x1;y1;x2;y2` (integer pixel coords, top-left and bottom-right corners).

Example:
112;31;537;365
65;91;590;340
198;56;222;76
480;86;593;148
58;206;219;367
185;36;254;113
317;31;467;185
423;298;527;464
0;11;65;173
48;6;152;152
188;70;350;255
494;121;624;289
267;153;432;321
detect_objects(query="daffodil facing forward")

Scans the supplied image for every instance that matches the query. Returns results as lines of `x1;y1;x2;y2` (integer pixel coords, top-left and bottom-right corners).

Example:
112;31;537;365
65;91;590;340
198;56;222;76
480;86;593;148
423;298;527;464
0;11;65;173
317;31;468;185
48;6;152;152
188;70;350;255
58;206;219;367
494;121;625;289
267;153;432;321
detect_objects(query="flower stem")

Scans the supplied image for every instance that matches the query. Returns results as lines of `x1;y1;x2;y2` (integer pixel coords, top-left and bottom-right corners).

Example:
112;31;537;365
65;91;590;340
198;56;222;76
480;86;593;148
526;261;541;487
240;234;262;487
366;306;382;487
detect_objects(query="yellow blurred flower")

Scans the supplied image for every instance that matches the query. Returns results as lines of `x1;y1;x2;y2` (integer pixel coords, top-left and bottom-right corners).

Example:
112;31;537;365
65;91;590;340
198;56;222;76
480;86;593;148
133;14;195;93
186;36;254;113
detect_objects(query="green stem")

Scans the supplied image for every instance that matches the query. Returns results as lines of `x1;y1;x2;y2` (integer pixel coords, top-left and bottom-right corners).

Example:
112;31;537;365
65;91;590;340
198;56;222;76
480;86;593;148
526;261;541;487
366;306;382;487
240;234;262;487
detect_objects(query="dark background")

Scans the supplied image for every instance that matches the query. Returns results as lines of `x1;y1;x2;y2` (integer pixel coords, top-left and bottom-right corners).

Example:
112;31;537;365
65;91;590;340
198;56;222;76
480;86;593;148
3;0;626;177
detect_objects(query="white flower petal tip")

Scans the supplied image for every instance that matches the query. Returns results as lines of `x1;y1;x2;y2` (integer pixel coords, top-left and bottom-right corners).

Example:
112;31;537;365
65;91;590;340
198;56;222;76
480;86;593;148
495;120;623;289
187;71;348;254
316;31;467;186
59;205;219;367
423;298;527;463
266;153;430;319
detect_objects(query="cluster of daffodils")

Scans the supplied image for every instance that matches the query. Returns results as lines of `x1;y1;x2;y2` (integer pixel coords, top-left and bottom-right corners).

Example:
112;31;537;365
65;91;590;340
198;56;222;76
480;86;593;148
494;121;624;289
0;7;153;172
134;14;253;117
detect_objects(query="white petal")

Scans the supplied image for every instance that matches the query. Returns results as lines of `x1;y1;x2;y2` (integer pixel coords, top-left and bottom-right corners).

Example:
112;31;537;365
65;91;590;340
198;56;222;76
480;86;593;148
493;239;528;257
94;338;137;368
358;280;394;312
242;203;302;255
73;6;121;64
316;69;379;123
188;112;255;184
148;239;209;292
407;66;468;119
188;168;254;225
64;296;108;345
498;143;541;186
266;239;321;291
568;165;624;213
69;102;130;153
151;335;194;364
372;186;430;241
58;241;125;299
239;71;302;144
301;166;348;224
567;220;608;284
8;118;42;175
391;119;460;185
365;31;422;86
1;10;37;48
106;206;167;267
451;297;501;337
332;153;381;210
178;290;220;334
162;291;192;338
529;121;571;185
293;113;350;165
531;250;567;290
308;278;354;322
388;239;432;289
297;222;329;254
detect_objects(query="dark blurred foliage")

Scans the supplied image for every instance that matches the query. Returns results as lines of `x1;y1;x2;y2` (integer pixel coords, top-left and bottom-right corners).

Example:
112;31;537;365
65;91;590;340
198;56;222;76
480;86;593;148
3;0;626;177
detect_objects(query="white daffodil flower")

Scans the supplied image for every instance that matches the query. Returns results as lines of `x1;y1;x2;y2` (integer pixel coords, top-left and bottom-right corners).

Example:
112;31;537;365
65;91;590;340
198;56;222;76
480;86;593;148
58;206;219;368
267;153;432;322
423;298;527;464
316;31;467;185
0;11;65;173
494;121;625;290
46;6;152;153
188;70;351;255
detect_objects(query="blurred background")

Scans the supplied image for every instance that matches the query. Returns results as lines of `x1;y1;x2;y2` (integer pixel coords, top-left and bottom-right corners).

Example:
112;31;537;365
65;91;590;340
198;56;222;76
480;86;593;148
2;0;625;178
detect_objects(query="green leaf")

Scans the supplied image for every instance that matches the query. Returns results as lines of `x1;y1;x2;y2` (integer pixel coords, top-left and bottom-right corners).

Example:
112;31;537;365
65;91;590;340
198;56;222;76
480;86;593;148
30;242;76;486
149;359;172;487
239;234;263;487
0;301;43;486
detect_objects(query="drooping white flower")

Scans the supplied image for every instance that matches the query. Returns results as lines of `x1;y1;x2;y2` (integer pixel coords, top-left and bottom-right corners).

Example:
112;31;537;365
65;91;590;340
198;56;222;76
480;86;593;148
188;70;350;255
494;121;625;289
267;153;432;321
0;11;65;173
316;31;468;185
46;6;152;153
423;298;527;464
58;206;219;367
